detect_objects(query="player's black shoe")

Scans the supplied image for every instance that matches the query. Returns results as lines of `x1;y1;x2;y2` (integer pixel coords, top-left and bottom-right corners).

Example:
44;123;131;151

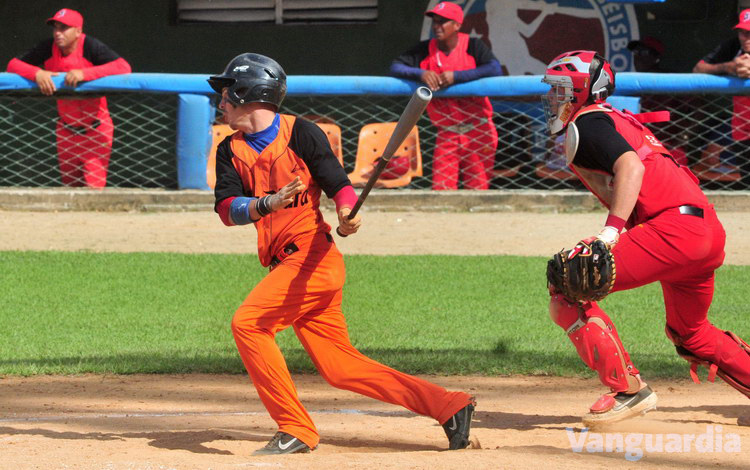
442;400;476;450
582;385;658;428
252;431;311;455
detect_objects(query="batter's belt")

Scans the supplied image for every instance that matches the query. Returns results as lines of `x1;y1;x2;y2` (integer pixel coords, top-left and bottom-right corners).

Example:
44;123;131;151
270;232;334;269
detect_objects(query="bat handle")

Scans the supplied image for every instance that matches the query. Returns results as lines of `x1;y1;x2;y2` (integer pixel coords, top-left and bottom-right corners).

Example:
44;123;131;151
336;203;359;238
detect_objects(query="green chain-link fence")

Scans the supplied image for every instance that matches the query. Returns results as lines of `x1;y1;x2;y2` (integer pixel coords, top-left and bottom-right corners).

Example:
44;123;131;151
0;92;178;188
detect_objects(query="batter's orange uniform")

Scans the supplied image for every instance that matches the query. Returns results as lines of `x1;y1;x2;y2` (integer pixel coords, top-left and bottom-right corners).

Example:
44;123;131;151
214;113;473;449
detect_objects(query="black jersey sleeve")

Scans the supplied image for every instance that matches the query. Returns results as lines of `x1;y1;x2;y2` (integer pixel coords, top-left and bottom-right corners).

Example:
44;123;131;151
466;37;498;65
16;38;54;66
82;35;122;65
572;113;635;174
392;41;430;68
213;137;249;210
289;119;351;198
701;37;741;64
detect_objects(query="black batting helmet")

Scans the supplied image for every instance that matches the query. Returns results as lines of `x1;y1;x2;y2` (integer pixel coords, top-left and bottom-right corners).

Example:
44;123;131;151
208;53;287;109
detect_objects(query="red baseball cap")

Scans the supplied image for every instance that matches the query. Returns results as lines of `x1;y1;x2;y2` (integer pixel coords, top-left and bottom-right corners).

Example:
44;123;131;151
47;8;84;28
735;8;750;31
425;2;464;24
627;36;664;56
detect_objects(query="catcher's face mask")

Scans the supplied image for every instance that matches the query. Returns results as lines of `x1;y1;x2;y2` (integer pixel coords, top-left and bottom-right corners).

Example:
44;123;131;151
541;77;575;135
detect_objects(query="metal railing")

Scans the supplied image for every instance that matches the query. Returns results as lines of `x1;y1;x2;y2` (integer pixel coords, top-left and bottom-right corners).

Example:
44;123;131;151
1;72;749;190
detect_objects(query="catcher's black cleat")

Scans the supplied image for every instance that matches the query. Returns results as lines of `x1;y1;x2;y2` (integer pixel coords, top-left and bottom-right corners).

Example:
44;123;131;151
582;385;658;429
252;432;312;456
442;400;476;450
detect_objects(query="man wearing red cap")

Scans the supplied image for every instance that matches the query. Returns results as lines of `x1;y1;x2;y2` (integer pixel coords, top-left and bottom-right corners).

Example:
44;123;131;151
6;8;131;188
627;36;664;73
391;1;502;190
693;8;750;188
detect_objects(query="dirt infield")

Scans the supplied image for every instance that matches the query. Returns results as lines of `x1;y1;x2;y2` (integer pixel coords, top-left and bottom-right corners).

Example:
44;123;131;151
3;209;750;263
2;209;750;469
1;375;748;470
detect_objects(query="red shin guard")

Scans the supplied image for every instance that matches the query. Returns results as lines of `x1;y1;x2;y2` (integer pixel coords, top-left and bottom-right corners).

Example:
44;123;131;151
550;294;640;393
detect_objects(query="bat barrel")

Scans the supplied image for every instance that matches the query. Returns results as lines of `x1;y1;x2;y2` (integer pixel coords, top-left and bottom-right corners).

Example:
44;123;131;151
380;87;433;162
337;86;432;237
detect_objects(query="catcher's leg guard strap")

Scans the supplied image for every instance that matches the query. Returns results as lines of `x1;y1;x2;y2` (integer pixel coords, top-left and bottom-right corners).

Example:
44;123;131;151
666;325;750;398
550;294;640;393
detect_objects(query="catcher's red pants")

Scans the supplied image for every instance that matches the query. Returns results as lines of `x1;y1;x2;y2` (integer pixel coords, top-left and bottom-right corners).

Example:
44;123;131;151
231;232;472;449
432;120;498;190
608;206;750;387
56;114;114;188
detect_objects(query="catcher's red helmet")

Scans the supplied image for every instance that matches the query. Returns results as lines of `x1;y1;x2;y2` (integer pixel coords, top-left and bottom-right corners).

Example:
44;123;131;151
541;50;615;135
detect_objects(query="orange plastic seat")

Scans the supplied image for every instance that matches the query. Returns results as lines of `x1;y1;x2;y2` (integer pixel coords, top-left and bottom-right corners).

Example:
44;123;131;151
315;122;344;166
348;122;422;188
692;142;741;183
207;124;235;189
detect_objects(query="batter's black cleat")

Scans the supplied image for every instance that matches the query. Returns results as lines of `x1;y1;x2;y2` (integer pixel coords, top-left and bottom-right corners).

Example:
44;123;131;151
252;431;312;456
442;400;476;450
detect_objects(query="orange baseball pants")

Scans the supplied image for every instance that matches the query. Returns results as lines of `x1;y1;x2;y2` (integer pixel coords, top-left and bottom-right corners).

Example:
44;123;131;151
231;232;472;449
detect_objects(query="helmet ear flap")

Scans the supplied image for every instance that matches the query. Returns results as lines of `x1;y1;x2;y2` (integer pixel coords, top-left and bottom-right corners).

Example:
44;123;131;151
591;88;609;102
589;53;614;102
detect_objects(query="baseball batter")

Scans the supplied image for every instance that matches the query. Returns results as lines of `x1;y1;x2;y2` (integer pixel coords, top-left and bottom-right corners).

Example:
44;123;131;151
209;53;475;455
6;8;131;188
541;50;750;427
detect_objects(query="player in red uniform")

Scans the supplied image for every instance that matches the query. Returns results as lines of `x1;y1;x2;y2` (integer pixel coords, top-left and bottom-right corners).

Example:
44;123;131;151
391;1;502;190
210;53;475;455
6;8;131;188
541;50;750;427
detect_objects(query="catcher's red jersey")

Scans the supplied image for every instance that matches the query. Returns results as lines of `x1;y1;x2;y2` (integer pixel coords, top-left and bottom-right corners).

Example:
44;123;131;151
569;103;708;226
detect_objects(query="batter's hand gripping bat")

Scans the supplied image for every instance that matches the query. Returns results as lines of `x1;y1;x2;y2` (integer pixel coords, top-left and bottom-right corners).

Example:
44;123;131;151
337;86;433;237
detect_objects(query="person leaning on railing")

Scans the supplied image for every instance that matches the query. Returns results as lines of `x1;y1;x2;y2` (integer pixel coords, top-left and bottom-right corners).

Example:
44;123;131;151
693;8;750;187
390;1;502;191
6;8;131;189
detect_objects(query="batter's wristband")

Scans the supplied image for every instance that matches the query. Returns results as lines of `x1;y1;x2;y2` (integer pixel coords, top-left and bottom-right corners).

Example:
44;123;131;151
605;214;626;232
256;196;273;217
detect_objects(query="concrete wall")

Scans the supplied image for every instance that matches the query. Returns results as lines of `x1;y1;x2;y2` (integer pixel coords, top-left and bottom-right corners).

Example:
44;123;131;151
0;0;741;76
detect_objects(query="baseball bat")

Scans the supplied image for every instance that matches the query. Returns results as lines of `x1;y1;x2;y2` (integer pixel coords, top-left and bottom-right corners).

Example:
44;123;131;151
337;86;433;237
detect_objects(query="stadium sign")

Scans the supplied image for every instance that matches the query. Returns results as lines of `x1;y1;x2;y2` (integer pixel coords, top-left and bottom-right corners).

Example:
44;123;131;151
421;0;640;75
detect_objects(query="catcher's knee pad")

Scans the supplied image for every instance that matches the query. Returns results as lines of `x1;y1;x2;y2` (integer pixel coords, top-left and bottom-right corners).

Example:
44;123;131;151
549;293;581;329
666;326;750;398
550;295;640;393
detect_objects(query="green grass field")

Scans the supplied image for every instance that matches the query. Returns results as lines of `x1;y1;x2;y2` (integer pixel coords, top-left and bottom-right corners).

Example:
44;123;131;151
2;251;748;377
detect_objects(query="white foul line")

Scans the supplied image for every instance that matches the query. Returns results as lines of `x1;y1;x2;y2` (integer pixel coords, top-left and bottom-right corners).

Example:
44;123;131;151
0;408;412;424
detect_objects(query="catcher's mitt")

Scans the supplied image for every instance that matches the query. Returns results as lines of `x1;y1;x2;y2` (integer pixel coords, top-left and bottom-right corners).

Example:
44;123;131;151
546;239;616;303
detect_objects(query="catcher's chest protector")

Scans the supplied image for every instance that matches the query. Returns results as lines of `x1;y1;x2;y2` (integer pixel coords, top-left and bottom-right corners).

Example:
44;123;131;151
566;104;708;224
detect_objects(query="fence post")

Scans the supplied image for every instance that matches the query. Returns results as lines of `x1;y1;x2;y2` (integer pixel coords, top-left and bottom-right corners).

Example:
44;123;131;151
176;93;214;190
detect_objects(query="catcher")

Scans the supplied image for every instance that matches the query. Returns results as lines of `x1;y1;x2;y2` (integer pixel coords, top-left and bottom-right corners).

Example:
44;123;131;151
542;50;750;428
